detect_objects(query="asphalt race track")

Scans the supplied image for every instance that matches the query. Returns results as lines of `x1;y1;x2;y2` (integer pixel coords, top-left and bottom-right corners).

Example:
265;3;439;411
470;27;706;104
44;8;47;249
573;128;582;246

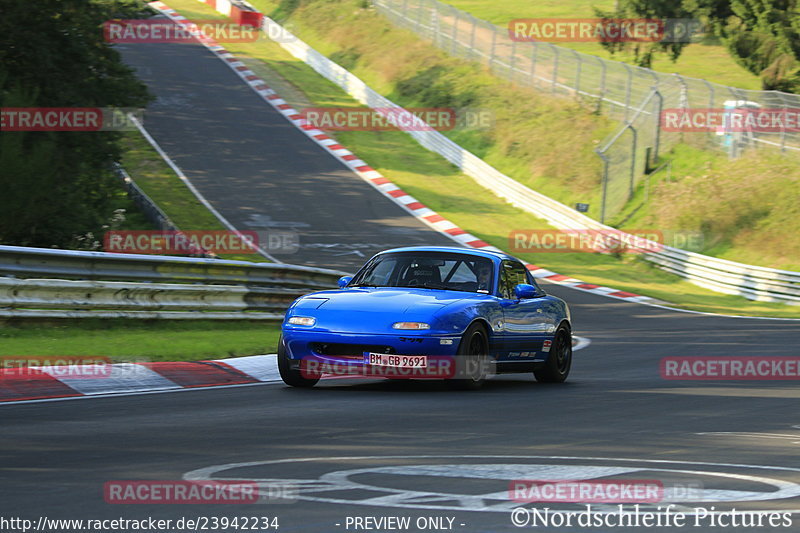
114;36;455;270
3;32;800;533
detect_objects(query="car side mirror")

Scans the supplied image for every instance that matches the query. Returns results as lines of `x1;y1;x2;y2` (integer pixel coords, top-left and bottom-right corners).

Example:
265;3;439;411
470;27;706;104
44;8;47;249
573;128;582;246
338;276;353;289
514;283;539;300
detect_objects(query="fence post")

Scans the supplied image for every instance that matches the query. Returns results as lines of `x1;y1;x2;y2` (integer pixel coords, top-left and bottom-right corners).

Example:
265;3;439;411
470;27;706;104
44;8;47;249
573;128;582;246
489;26;497;66
432;0;439;45
629;124;638;200
509;39;517;84
651;88;663;163
595;56;606;113
622;63;633;121
469;15;477;59
551;44;559;93
571;50;582;97
450;6;459;55
529;42;539;88
415;0;425;33
596;149;610;224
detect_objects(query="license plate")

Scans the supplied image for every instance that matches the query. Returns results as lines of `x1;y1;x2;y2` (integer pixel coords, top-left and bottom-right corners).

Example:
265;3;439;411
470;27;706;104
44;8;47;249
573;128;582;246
363;353;427;368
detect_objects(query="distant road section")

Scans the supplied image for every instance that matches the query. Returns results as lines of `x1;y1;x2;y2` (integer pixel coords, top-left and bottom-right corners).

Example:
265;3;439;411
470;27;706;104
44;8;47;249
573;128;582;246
118;39;455;271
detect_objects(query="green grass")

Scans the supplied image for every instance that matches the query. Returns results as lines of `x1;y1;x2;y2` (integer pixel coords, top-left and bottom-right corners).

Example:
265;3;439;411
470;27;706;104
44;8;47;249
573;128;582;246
442;0;763;90
156;0;800;318
0;320;282;362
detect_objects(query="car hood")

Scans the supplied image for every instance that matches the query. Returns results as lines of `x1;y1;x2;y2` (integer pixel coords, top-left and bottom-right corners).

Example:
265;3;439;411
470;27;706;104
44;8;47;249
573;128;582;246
288;287;482;334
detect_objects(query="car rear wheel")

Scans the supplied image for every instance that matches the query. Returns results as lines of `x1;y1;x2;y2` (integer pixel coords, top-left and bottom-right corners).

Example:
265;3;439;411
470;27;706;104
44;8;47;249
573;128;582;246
450;323;490;390
277;335;319;388
533;324;572;383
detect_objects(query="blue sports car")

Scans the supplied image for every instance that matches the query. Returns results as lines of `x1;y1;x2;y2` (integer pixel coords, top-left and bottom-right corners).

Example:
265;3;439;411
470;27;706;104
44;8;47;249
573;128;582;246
278;246;572;389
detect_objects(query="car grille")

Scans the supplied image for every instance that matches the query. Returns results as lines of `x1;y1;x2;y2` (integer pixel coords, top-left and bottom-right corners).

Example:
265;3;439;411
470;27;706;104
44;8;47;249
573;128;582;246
310;343;396;357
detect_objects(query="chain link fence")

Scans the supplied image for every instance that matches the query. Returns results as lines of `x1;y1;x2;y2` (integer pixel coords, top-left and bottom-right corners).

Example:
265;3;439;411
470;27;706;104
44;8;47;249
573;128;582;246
372;0;800;221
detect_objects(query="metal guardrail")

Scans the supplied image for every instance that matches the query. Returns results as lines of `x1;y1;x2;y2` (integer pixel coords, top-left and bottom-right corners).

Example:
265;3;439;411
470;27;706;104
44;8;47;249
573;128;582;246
0;245;346;319
262;16;800;305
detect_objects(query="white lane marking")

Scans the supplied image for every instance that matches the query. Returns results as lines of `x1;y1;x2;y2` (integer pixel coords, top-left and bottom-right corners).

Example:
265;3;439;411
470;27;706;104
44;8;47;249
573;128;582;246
49;363;179;395
213;354;281;382
697;431;800;445
0;381;279;407
0;339;587;406
634;300;800;321
572;335;591;351
129;115;280;263
183;455;800;515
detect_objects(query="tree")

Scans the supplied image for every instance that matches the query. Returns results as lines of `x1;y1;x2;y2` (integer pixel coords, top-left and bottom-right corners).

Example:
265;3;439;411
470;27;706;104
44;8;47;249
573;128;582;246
708;0;800;92
0;0;151;247
594;0;697;68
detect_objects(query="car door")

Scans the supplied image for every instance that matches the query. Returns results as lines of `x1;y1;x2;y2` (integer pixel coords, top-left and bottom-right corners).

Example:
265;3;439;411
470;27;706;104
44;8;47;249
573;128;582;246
498;260;550;360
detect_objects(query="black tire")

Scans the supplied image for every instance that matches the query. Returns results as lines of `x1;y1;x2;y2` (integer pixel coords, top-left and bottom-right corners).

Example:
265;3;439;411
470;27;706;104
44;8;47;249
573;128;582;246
534;324;572;383
277;335;319;388
449;323;491;390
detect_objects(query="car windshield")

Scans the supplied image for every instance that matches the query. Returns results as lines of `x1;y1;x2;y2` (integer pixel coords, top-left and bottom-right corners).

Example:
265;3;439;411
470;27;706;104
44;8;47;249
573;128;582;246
349;252;494;293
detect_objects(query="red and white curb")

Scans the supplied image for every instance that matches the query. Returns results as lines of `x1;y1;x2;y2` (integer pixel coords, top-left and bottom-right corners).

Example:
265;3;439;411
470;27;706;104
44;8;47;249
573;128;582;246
0;355;281;403
146;1;652;305
0;338;590;403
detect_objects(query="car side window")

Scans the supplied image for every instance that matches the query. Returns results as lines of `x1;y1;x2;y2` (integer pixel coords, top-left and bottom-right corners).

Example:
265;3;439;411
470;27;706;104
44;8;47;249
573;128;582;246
500;261;531;299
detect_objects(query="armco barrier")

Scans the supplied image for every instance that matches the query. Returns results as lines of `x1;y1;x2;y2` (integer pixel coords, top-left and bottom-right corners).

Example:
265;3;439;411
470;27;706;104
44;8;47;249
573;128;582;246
254;15;800;304
0;245;345;319
0;278;300;319
0;245;343;288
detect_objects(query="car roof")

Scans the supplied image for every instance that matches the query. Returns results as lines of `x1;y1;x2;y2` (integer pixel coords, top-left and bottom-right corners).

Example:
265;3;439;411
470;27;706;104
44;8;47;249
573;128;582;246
376;246;518;263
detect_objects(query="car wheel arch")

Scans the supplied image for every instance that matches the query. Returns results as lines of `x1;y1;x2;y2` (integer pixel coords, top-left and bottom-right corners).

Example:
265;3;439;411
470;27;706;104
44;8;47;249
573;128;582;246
464;319;492;349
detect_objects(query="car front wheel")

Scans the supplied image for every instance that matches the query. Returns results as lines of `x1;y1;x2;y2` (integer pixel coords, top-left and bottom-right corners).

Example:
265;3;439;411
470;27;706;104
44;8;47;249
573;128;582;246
449;323;491;390
277;335;319;388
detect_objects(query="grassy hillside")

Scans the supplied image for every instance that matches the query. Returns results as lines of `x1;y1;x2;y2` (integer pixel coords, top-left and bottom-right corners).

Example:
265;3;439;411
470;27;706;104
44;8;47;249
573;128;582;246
157;0;800;317
248;0;800;271
443;0;763;90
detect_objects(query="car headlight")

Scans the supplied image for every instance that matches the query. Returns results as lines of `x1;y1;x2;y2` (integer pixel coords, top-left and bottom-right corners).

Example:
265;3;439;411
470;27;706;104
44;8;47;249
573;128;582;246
288;316;316;326
392;322;430;330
